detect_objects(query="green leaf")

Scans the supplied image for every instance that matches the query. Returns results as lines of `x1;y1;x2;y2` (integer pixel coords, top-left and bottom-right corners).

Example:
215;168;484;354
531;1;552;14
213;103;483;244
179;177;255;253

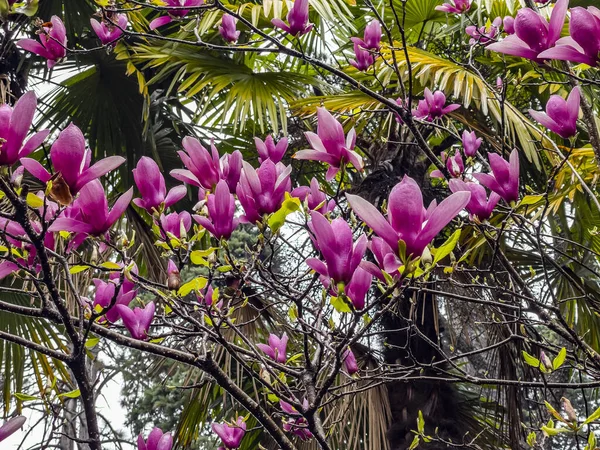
526;431;537;447
522;350;540;368
431;229;461;266
553;348;567;370
26;193;44;208
417;410;425;434
85;337;100;349
100;261;121;270
268;194;301;233
58;389;81;399
190;248;217;266
69;265;90;275
545;401;567;423
331;296;352;313
519;195;544;208
408;435;420;450
14;392;39;402
583;405;600;425
178;277;208;297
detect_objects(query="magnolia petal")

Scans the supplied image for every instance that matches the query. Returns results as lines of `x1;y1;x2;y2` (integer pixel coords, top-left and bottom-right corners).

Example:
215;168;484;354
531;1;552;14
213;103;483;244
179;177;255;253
20;158;52;183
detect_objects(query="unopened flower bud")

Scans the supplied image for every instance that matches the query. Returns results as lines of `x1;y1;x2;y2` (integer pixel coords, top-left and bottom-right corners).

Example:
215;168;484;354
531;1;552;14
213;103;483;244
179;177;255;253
561;397;577;423
540;351;553;371
167;259;181;291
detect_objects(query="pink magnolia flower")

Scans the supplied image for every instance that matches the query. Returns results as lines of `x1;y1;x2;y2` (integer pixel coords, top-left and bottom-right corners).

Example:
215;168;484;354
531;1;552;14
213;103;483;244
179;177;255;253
0;416;26;443
48;180;134;238
255;135;288;164
93;279;137;323
116;302;155;341
306;211;367;286
236;160;291;223
271;0;313;36
473;149;520;204
294;107;363;181
170;137;242;193
529;87;580;139
21;124;125;202
133;157;187;213
344;266;372;310
486;0;569;61
436;0;471;14
212;417;246;449
197;285;220;308
18;16;67;68
219;14;240;43
412;88;460;121
538;6;600;66
431;151;464;179
194;179;238;240
449;179;500;221
346;176;470;260
503;16;515;35
149;0;205;30
465;17;502;45
351;20;381;50
90;13;128;45
257;332;288;363
109;262;138;294
280;399;313;440
462;130;482;157
159;211;192;239
342;348;359;375
0;91;49;166
137;427;173;450
349;41;375;71
292;177;335;215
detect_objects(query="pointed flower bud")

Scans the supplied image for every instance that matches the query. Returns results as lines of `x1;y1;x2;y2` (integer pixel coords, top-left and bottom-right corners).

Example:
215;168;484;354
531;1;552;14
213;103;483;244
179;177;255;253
133;157;186;213
540;351;553;372
91;13;128;45
294;107;363;181
149;0;205;30
352;20;381;50
257;332;288;363
561;397;578;423
349;41;375;71
194;180;239;239
462;130;482;157
342;348;359;375
219;14;240;43
345;266;372;310
436;0;471;14
0;416;26;443
211;417;246;449
18;16;67;68
255;135;288;164
271;0;313;36
167;260;181;291
116;302;155;341
529;87;580;139
449;179;500;221
137;427;173;450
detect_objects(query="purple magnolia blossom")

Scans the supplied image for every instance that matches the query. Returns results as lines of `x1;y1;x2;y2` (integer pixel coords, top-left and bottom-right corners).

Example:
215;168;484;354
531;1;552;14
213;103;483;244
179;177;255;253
342;348;359;375
93;279;137;323
431;151;464;179
462;130;482;157
351;20;381;50
306;211;367;286
149;0;205;30
449;179;500;221
197;284;220;308
170;137;242;193
133;157;186;213
257;332;288;363
159;211;192;239
90;13;128;45
137;427;173;450
473;149;520;204
412;88;460;121
0;217;48;279
116;302;155;341
0;416;26;443
271;0;313;36
344;266;372;310
294;107;363;181
0;91;49;166
109;262;138;294
194;180;238;240
349;41;375;71
21;124;125;202
48;180;133;238
18;16;67;68
361;236;396;279
219;14;240;43
538;6;600;66
346;176;470;260
529;87;580;139
436;0;471;14
465;17;502;45
236;160;291;223
503;16;515;35
486;0;569;61
292;177;335;215
255;135;288;164
280;399;313;440
212;417;246;449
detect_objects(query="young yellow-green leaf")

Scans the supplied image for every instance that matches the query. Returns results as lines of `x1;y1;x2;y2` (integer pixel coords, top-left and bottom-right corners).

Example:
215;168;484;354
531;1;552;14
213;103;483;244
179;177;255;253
268;193;301;233
14;392;39;402
553;347;567;370
26;192;44;208
178;277;208;297
431;229;461;266
331;296;352;313
583;405;600;425
408;435;420;450
522;350;541;368
190;250;211;266
417;410;425;434
69;265;90;275
526;431;537;447
85;337;100;349
100;261;121;270
518;195;544;208
545;401;567;423
58;389;81;399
